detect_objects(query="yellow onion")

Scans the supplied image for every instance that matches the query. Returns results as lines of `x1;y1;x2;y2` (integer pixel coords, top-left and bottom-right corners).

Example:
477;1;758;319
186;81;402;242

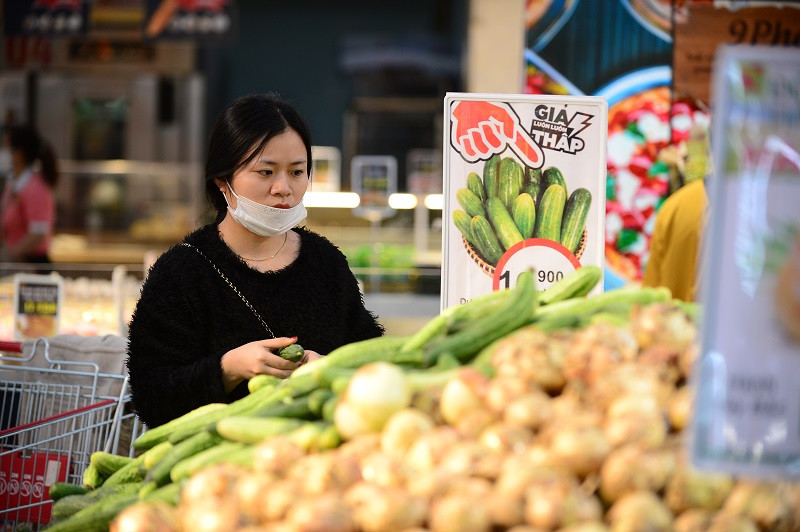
706;512;760;532
252;435;305;475
486;376;534;414
674;508;714;532
599;444;677;504
181;463;245;505
287;452;361;495
667;385;693;432
260;479;299;521
178;498;241;532
336;362;411;439
491;327;568;393
503;390;553;430
487;487;525;528
234;471;279;522
359;450;407;487
110;501;178;532
547;424;610;478
606;490;674;532
429;492;492;532
405;426;461;474
721;481;795;531
562;323;638;386
345;481;427;532
479;422;533;455
380;407;435;459
664;465;733;514
285;492;356;532
523;474;601;529
439;368;491;426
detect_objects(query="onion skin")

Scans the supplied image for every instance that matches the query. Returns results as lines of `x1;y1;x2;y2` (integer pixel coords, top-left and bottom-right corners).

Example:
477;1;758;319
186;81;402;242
252;436;305;476
110;501;179;532
439;368;490;426
285;493;356;532
380;408;435;459
721;481;795;531
345;481;427;532
429;492;492;532
606;490;674;532
664;466;733;514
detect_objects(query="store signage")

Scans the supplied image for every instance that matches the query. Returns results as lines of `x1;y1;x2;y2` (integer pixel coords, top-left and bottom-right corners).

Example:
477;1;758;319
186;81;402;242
310;146;342;192
406;149;442;194
441;93;607;310
692;46;800;478
144;0;237;40
350;155;397;221
3;0;89;36
673;3;800;106
12;274;63;341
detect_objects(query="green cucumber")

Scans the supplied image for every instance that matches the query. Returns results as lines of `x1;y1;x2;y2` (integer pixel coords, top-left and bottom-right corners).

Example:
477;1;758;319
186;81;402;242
467;172;485;202
470;215;504;265
49;482;89;502
456;188;485;218
543;166;567;196
132;402;227;450
278;344;304;363
498;157;524;210
102;453;146;486
89;452;133;479
483;154;501;198
169;441;246;483
216;416;302;444
486;197;523;251
560;188;592;254
524;167;542;205
452;209;474;243
512;192;536;239
534;184;567;242
81;464;105;490
146;431;223;487
538;265;602;306
46;491;139;532
423;269;537;366
247;373;280;394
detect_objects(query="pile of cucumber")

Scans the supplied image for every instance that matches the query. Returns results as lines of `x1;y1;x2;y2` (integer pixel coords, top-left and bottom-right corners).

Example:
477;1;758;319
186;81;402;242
453;154;592;266
42;266;681;531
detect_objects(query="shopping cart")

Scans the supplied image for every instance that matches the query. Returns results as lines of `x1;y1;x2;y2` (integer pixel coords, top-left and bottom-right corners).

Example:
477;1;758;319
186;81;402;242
0;338;144;530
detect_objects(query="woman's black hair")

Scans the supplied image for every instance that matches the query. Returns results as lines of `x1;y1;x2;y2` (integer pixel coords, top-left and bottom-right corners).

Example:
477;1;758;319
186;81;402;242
204;93;313;223
6;125;58;188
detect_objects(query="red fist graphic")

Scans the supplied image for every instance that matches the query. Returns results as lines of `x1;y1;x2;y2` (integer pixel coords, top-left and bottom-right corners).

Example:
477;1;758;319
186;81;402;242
450;100;543;168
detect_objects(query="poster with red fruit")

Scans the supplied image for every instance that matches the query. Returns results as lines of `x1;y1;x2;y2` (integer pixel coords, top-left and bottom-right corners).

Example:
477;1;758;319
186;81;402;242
692;46;800;478
441;93;607;310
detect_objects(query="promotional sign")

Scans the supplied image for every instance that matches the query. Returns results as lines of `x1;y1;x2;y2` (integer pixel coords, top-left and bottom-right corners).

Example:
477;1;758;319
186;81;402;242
3;0;89;36
350;155;397;220
692;46;800;478
673;3;800;106
406;149;442;194
441;93;607;309
310;146;342;192
12;274;63;341
144;0;236;40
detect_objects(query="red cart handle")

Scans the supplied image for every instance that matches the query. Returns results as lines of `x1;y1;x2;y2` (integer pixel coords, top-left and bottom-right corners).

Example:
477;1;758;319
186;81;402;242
0;340;22;353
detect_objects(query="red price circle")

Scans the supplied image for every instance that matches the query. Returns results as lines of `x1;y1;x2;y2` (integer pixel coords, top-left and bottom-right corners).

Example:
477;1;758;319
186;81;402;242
492;238;581;291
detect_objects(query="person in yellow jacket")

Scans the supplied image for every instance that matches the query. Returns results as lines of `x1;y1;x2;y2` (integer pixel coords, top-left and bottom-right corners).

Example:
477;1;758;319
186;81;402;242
642;178;708;302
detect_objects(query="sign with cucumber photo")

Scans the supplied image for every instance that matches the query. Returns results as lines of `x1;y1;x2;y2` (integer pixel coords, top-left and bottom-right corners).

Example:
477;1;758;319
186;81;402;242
441;93;607;309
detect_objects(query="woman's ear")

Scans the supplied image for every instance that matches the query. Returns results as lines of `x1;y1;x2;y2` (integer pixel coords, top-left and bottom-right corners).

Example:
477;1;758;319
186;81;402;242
214;178;228;193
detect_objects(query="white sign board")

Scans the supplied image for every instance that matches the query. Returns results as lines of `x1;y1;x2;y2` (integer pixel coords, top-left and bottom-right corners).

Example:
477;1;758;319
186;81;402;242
12;273;63;340
691;46;800;479
351;155;397;220
441;93;607;309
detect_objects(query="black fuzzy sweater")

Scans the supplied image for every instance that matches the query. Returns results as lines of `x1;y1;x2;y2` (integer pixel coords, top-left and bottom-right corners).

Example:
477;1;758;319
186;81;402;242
126;224;384;428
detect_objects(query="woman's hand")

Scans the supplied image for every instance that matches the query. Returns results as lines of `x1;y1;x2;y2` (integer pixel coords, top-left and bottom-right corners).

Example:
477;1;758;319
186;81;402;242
300;350;323;365
220;337;299;393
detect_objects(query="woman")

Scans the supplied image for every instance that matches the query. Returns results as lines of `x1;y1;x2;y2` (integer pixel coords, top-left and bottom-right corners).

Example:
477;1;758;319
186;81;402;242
0;125;58;264
126;93;384;428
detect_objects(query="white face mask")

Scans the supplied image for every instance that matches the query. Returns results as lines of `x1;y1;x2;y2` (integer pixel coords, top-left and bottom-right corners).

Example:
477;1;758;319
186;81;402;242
0;148;12;175
223;183;307;237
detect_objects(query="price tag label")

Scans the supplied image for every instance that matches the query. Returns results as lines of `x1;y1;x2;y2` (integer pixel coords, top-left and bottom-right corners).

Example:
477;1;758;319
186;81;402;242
492;239;581;291
12;273;63;340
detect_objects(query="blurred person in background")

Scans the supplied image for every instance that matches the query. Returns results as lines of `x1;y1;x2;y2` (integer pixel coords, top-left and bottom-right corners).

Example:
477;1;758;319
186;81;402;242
0;125;58;265
126;93;384;428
